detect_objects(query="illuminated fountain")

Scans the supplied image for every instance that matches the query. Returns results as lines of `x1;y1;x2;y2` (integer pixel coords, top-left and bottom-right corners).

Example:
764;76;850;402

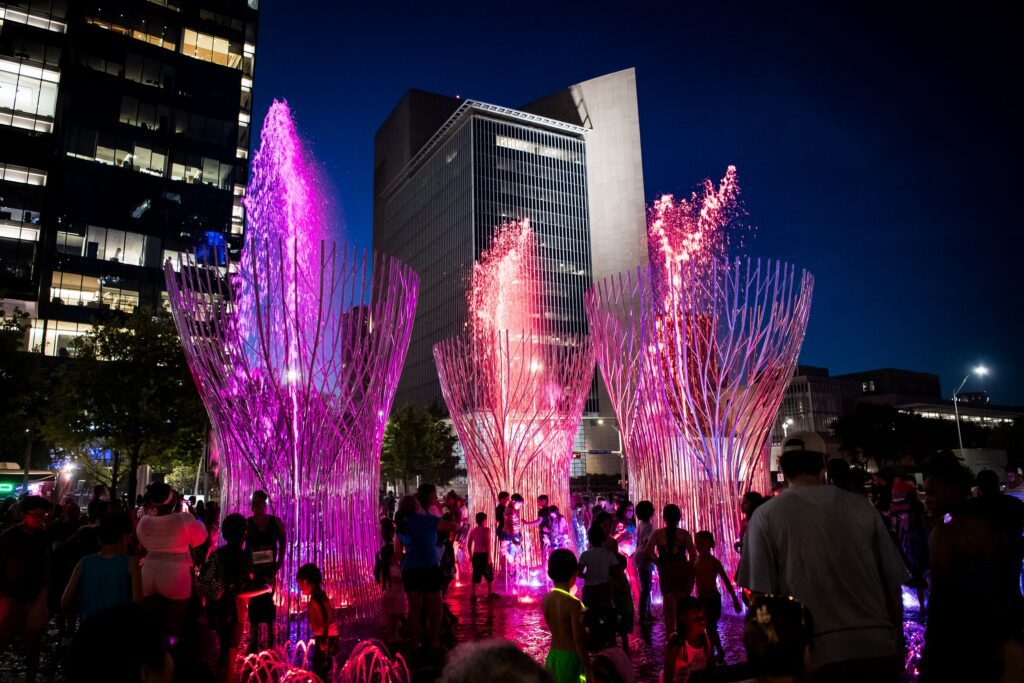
586;168;813;570
165;101;418;624
433;221;594;574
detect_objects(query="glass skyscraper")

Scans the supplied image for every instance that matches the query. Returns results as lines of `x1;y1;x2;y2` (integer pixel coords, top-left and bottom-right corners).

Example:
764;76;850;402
0;0;257;354
374;69;647;427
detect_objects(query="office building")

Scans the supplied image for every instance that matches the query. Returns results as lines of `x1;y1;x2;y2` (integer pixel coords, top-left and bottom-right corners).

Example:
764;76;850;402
770;366;854;463
373;68;647;421
0;0;258;354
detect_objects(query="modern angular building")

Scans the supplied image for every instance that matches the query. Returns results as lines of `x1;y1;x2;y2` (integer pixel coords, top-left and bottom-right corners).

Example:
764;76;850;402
0;0;258;354
373;68;647;429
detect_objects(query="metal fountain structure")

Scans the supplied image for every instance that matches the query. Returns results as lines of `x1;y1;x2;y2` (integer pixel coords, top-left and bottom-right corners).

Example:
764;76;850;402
165;101;418;626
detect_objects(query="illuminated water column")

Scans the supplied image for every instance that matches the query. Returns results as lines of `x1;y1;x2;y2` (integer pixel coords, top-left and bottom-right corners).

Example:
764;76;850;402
433;221;594;573
165;101;418;624
587;168;812;570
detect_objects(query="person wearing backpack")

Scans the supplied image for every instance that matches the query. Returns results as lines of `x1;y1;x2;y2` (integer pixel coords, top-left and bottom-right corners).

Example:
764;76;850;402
198;513;270;683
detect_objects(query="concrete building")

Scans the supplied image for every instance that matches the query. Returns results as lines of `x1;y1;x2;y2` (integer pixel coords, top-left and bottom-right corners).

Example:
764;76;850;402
373;68;647;430
0;0;258;354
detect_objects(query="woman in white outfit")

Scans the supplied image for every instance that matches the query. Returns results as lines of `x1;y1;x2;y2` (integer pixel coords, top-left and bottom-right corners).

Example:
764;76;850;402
136;482;207;635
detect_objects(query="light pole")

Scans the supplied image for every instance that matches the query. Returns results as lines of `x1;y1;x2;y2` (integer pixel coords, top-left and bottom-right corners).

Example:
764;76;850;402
782;417;794;439
953;365;988;458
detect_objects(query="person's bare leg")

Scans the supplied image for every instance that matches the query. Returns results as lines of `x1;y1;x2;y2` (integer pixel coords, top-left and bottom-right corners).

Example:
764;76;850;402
423;591;443;650
710;625;724;661
407;592;423;647
663;591;677;634
23;627;42;683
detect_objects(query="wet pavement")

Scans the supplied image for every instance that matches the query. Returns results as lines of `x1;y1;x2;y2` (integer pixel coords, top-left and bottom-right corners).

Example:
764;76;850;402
1;579;923;683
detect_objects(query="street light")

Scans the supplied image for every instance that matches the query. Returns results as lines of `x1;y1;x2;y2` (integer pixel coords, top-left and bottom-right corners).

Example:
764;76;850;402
782;417;794;438
953;365;989;458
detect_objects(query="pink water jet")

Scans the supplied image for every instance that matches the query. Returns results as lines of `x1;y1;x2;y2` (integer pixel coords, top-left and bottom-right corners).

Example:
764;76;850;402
434;221;594;573
165;100;418;626
587;168;812;571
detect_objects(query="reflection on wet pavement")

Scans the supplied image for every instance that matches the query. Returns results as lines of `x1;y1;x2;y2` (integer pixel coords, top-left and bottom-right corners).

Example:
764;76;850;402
443;578;747;682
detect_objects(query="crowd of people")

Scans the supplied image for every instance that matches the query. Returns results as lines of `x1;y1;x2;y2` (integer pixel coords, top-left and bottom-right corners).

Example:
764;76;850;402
375;431;1022;683
0;482;296;683
2;428;1023;682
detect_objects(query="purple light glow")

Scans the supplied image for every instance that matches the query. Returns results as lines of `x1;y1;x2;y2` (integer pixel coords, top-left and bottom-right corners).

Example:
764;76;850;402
165;101;418;627
433;221;594;571
587;178;812;571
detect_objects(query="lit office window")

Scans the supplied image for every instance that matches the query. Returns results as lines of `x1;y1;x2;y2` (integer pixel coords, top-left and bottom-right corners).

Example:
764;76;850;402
76;226;152;266
0;4;68;33
84;16;176;51
0;58;60;132
180;29;242;69
50;271;139;312
0;162;46;186
29;320;92;357
0;202;41;242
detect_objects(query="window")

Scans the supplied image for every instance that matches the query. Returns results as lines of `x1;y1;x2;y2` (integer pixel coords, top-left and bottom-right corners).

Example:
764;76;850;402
119;95;170;132
81;53;123;78
29;320;92;357
495;135;582;163
180;28;242;69
50;271;139;312
85;16;176;51
146;0;180;11
124;53;175;89
861;380;876;393
54;230;84;255
68;127;216;186
0;162;46;186
83;226;150;266
0;4;68;33
0;58;60;132
198;9;243;31
0;201;41;241
170;152;232;189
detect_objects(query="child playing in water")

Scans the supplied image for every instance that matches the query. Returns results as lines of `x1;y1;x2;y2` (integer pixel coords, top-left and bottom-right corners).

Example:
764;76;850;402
663;596;713;683
467;512;497;599
542;549;592;683
297;563;338;680
693;530;742;664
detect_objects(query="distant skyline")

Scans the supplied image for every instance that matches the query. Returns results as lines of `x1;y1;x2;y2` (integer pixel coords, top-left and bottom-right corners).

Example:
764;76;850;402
252;1;1022;403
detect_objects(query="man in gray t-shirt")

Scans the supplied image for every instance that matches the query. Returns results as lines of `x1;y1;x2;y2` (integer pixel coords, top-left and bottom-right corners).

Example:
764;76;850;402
736;432;909;681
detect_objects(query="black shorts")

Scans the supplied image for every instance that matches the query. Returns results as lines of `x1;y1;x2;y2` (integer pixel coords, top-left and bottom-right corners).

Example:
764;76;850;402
700;593;722;625
401;566;444;593
471;553;493;584
248;591;276;624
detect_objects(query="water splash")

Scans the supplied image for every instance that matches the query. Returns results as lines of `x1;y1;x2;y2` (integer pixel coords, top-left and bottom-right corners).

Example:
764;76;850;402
469;219;543;335
337;640;410;683
587;166;812;572
435;221;594;570
647;165;743;291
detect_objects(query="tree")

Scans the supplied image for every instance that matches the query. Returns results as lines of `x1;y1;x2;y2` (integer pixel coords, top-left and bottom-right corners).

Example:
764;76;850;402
834;402;962;470
165;463;198;494
381;403;463;493
42;307;207;499
0;302;46;473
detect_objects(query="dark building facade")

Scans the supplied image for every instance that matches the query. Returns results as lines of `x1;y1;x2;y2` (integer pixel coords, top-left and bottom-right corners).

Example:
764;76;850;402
0;0;257;354
373;69;647;417
771;365;855;449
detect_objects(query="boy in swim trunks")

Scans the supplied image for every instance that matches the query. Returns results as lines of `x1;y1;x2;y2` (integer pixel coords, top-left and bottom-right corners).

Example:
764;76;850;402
542;549;592;683
693;530;742;664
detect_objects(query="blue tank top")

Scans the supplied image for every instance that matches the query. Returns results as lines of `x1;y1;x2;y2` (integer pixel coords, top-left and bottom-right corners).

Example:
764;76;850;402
80;553;133;623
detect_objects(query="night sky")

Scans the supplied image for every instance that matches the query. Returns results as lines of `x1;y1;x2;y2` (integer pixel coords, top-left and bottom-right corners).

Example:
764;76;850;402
252;1;1023;404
